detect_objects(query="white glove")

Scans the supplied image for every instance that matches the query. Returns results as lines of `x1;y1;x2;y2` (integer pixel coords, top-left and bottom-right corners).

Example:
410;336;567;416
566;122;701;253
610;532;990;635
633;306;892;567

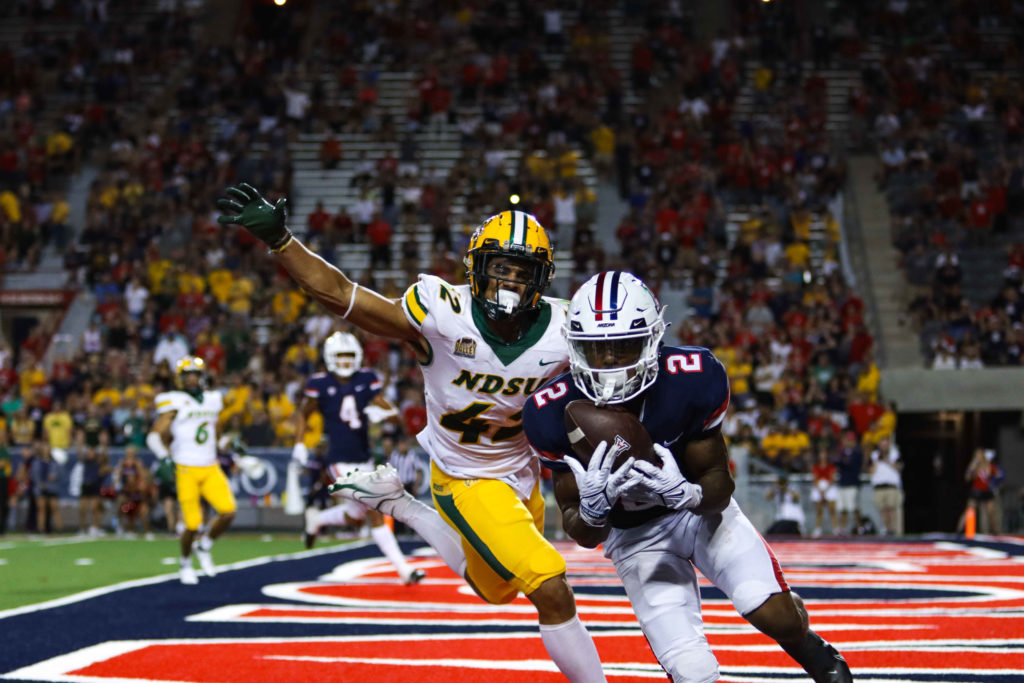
291;442;309;466
630;443;703;510
236;455;265;478
146;432;170;460
565;439;641;527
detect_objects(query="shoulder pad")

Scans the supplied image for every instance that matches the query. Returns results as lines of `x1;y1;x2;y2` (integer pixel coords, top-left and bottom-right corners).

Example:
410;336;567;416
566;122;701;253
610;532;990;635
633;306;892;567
401;274;439;329
153;392;180;414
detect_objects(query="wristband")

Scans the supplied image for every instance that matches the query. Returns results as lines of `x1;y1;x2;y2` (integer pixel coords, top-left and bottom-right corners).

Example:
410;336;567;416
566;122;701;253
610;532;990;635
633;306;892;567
269;233;294;253
342;283;359;319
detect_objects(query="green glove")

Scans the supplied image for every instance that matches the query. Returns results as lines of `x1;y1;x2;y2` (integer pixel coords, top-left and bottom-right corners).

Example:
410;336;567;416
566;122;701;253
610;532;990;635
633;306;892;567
216;182;293;250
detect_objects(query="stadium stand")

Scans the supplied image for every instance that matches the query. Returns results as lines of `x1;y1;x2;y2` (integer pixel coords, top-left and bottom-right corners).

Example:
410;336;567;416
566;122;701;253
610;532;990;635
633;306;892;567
0;0;1020;537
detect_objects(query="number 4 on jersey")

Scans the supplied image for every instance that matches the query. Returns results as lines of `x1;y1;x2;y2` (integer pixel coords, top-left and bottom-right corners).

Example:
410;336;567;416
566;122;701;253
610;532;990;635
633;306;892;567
339;395;362;429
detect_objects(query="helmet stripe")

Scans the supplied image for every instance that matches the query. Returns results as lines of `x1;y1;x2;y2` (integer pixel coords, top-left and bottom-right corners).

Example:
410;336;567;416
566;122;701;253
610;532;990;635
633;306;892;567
609;270;621;320
511;210;526;245
594;271;606;321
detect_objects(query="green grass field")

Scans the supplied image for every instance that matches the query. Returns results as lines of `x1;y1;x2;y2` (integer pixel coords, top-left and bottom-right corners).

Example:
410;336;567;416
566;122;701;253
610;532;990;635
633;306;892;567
0;532;352;611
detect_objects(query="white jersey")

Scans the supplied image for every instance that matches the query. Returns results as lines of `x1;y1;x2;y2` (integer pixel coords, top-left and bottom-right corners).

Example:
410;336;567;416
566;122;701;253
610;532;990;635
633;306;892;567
154;389;224;467
401;274;569;492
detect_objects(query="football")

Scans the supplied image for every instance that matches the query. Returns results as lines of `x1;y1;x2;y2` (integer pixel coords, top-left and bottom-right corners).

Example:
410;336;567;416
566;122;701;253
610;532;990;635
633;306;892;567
563;399;658;470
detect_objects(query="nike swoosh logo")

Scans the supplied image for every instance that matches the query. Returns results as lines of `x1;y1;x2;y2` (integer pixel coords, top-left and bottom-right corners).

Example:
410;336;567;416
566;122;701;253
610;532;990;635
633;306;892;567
538;359;562;366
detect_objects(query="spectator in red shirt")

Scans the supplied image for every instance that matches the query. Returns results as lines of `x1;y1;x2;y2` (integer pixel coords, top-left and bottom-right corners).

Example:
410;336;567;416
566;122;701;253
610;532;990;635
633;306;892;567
319;134;342;170
848;322;874;365
615;215;640;258
967;189;992;235
195;331;225;375
366;213;392;269
400;385;427;438
307;201;331;238
810;447;838;536
847;390;884;436
159;311;186;334
330;206;355;244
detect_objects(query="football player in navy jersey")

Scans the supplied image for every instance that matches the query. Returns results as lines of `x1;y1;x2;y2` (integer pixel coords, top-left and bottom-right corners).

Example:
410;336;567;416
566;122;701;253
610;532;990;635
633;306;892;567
292;331;424;585
522;271;852;683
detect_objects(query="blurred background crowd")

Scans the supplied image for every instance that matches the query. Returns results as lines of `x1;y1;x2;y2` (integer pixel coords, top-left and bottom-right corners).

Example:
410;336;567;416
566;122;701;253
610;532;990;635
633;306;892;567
0;0;1020;539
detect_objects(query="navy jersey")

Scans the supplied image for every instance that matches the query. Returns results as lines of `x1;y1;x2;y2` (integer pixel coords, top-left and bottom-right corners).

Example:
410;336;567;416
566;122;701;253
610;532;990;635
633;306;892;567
303;369;383;464
522;346;730;527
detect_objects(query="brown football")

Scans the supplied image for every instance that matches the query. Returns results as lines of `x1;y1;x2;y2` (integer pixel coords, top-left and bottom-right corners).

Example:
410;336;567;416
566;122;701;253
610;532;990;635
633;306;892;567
563;399;658;470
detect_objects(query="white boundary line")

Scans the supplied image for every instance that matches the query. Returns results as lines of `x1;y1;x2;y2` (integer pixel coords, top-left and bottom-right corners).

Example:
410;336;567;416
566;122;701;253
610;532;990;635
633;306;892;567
0;540;374;621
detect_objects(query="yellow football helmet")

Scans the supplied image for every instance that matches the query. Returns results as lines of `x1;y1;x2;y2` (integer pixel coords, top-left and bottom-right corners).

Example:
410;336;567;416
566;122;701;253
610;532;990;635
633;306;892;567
175;356;207;390
463;210;555;319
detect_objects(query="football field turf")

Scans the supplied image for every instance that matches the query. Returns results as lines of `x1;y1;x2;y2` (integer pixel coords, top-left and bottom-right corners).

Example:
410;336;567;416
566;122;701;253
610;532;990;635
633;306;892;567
0;532;350;610
2;535;1024;682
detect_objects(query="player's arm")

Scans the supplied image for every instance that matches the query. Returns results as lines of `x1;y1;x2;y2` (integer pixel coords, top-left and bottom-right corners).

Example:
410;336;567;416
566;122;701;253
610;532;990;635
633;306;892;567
146;410;176;460
674;430;734;515
365;393;401;425
216;183;428;359
552;469;611;549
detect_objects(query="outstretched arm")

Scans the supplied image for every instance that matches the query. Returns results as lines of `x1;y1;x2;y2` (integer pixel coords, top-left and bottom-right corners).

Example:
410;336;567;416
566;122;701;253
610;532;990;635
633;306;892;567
217;183;427;356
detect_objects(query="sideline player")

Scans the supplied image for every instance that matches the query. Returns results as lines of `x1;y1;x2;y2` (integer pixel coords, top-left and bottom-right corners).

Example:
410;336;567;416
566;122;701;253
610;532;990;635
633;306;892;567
147;357;235;585
217;184;607;683
292;331;424;585
522;271;853;683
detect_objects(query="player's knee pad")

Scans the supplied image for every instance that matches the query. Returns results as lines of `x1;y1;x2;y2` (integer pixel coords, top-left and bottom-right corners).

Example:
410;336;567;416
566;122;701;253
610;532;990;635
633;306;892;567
477;580;519;605
181;500;203;531
521;540;567;587
660;642;719;683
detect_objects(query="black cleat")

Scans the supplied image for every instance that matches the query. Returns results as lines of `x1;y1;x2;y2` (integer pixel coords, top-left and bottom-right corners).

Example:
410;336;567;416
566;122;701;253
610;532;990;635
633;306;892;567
403;568;427;585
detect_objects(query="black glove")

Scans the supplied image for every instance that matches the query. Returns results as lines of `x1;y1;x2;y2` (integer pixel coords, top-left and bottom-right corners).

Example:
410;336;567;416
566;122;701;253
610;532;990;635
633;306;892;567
216;182;292;250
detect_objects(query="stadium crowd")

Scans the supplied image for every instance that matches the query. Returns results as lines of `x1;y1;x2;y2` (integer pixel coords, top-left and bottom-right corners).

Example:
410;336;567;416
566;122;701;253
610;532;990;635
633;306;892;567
858;0;1024;367
13;0;1012;538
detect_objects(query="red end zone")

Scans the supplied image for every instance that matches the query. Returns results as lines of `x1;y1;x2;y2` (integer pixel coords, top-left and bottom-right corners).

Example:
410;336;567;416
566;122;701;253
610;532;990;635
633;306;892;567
5;540;1024;682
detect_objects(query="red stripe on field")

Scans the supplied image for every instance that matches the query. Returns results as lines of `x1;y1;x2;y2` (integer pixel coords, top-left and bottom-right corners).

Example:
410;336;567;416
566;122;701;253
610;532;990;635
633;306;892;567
241;607;642;623
70;639;661;683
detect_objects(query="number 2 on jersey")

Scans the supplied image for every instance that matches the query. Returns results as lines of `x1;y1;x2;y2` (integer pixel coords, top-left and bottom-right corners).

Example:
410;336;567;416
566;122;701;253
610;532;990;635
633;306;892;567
440;402;522;444
666;353;703;374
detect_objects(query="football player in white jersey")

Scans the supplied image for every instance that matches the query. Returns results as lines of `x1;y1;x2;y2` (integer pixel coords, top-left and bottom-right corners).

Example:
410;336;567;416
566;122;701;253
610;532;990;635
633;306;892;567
522;271;852;683
218;183;607;683
147;357;236;585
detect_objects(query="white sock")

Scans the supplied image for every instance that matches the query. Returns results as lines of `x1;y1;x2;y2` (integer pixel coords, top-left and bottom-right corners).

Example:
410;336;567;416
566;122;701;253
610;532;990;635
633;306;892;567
180;556;192;568
394;496;467;577
370;523;411;578
198;536;213;552
315;505;351;528
539;615;607;683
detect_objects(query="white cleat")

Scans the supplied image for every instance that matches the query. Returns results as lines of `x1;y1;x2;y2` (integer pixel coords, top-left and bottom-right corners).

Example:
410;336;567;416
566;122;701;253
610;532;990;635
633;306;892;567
195;547;217;578
180;563;199;585
328;465;411;516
